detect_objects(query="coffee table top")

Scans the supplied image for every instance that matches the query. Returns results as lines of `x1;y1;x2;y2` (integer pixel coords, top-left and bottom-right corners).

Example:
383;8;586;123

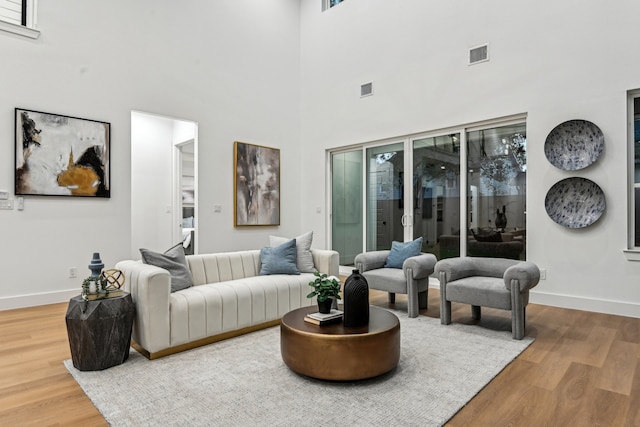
281;305;399;337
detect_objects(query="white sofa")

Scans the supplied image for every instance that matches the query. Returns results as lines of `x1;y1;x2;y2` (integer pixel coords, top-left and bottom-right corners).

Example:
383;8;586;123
116;248;339;359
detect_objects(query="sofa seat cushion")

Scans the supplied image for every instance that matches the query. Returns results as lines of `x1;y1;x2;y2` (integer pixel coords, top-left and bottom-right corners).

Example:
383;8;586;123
167;273;316;347
445;276;529;310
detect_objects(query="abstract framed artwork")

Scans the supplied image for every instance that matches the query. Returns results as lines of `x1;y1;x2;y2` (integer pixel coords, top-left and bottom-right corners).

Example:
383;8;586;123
15;108;111;197
234;141;280;226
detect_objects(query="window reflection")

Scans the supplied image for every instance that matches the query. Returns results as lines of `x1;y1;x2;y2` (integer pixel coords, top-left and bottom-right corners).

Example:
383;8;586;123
467;124;527;259
412;134;461;259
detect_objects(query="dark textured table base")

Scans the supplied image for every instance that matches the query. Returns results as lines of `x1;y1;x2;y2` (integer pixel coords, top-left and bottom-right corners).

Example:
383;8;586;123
65;293;135;371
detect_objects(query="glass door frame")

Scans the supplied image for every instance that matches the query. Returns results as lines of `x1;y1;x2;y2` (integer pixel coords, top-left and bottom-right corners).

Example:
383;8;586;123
327;113;527;262
365;139;409;252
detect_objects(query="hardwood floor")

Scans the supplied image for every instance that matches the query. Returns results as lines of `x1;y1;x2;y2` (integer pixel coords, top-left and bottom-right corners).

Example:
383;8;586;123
0;290;638;426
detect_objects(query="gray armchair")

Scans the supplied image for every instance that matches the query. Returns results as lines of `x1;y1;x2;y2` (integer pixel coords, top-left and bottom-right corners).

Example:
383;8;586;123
434;257;540;339
354;251;437;318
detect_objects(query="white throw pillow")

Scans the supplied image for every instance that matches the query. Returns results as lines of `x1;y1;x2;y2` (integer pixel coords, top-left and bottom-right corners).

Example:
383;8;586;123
269;231;317;273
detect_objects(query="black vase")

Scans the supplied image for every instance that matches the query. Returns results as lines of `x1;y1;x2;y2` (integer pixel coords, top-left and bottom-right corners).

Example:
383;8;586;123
343;269;369;327
317;298;333;314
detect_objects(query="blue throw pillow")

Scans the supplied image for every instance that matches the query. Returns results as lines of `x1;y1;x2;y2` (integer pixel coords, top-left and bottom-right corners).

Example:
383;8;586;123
384;237;423;268
260;238;300;275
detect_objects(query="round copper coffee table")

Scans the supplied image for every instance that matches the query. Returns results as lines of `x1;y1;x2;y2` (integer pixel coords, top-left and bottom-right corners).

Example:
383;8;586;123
280;305;400;381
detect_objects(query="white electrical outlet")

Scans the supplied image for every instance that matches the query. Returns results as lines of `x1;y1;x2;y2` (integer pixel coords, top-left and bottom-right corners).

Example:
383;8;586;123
539;269;546;280
69;267;78;278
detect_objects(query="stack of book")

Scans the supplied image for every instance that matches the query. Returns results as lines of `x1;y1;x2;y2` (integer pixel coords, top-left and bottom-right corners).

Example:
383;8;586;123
84;290;124;300
304;309;343;326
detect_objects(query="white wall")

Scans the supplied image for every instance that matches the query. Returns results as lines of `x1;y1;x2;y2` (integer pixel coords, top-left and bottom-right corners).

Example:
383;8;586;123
0;0;302;309
299;0;640;317
4;1;639;317
130;112;175;256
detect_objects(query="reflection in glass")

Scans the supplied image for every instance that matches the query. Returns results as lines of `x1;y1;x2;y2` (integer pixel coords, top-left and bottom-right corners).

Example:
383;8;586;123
467;124;527;259
412;135;461;259
366;143;404;251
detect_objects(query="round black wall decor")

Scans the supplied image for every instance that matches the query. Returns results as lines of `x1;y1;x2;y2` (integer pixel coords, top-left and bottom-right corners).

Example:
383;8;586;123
544;119;604;171
544;177;605;228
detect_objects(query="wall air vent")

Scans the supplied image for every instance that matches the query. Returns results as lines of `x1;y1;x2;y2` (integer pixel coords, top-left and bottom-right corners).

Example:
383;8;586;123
360;82;373;97
469;44;489;65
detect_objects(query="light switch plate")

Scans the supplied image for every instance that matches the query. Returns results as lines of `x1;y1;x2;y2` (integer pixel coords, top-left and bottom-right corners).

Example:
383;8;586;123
0;199;14;210
0;190;8;200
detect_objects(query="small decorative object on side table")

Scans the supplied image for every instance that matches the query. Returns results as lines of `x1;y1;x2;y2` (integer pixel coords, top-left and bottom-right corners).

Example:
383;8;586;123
81;253;125;306
307;272;341;314
65;252;135;371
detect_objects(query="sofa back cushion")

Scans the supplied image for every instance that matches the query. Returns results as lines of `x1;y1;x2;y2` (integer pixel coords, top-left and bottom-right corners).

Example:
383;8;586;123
186;250;261;286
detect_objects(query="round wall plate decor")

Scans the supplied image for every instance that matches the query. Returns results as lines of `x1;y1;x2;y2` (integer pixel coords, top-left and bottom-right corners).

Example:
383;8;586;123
544;119;604;171
545;177;605;228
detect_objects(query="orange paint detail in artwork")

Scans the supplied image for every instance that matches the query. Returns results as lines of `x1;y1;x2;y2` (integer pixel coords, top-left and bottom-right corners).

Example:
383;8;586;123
57;150;100;196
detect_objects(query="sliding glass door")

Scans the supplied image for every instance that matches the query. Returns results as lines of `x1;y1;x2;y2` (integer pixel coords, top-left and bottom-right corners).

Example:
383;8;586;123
329;117;527;265
467;123;527;260
331;150;363;266
412;134;461;259
365;142;406;251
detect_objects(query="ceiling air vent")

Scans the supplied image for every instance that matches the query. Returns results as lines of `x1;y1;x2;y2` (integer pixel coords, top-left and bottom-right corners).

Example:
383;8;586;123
360;82;373;97
469;44;489;65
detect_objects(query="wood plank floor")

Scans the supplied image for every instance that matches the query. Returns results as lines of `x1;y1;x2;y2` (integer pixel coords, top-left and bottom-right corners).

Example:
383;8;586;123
0;289;638;426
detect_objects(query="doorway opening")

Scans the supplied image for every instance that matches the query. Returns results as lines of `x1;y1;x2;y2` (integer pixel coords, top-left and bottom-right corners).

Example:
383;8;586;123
130;111;198;257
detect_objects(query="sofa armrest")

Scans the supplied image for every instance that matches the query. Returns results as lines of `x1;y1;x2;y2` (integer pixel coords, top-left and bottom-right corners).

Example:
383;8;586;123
354;250;390;273
311;249;339;277
403;253;437;280
504;261;540;293
115;260;171;353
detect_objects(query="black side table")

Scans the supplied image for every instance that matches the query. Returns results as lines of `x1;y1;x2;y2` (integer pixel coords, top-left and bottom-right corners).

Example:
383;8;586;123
65;293;135;371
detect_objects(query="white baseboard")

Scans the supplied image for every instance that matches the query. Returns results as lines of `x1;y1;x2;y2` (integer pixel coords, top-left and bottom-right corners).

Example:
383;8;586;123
0;288;79;311
529;291;640;319
339;265;355;276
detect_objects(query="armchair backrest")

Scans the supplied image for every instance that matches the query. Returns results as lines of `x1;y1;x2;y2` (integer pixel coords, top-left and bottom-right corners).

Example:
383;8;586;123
435;257;519;282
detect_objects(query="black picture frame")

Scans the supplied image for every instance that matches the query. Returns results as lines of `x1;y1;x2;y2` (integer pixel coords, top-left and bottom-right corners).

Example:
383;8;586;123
15;108;111;198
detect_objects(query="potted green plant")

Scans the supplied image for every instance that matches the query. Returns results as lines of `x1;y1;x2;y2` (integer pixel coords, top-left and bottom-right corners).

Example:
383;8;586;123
307;272;341;313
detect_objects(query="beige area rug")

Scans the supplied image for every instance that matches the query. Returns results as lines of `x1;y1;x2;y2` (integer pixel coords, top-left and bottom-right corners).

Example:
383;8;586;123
65;310;533;427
